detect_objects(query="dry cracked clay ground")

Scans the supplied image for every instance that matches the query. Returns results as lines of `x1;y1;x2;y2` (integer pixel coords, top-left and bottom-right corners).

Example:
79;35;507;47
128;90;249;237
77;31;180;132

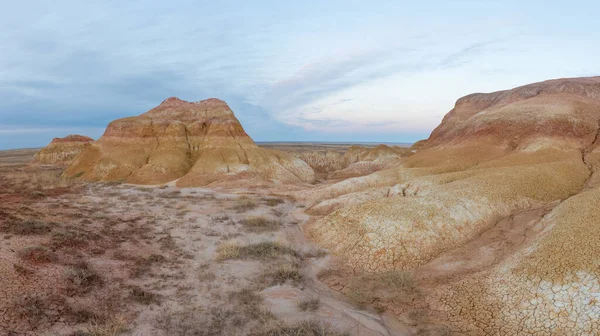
1;149;422;336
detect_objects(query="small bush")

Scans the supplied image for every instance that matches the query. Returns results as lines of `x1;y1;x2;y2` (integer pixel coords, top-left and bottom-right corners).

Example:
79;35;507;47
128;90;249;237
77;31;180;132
85;314;127;336
232;196;258;212
15;294;48;322
229;288;263;307
258;263;303;288
18;246;56;263
128;285;160;305
297;298;321;312
130;255;164;278
239;216;282;232
215;241;241;260
380;270;419;293
264;198;284;206
65;262;103;295
257;320;348;336
217;241;297;260
13;263;35;276
346;270;421;310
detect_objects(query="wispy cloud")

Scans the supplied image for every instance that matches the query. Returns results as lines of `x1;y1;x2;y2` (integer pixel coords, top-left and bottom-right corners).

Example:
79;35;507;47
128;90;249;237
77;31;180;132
1;1;600;148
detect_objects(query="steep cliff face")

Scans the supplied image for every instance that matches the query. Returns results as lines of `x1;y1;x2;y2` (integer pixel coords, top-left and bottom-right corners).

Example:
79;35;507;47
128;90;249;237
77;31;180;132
30;135;94;166
301;77;600;335
65;98;315;186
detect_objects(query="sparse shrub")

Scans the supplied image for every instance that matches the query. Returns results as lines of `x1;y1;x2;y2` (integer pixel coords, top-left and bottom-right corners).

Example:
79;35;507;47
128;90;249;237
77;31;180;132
229;288;263;307
51;228;96;249
13;293;69;326
159;234;177;250
65;262;103;295
380;270;419;293
85;313;128;336
18;245;56;263
130;255;165;278
302;248;328;259
264;198;284;206
198;264;217;281
239;216;282;232
13;263;35;276
258;263;303;288
408;309;428;323
297;298;321;312
216;242;241;260
257;320;349;336
346;270;421;310
213;214;231;223
162;190;181;198
217;241;297;260
128;285;160;304
2;219;51;235
232;196;258;212
16;294;46;319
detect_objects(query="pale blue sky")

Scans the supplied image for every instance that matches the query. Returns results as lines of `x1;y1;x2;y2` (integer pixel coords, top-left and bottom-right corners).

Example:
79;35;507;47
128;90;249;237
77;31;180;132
1;0;599;149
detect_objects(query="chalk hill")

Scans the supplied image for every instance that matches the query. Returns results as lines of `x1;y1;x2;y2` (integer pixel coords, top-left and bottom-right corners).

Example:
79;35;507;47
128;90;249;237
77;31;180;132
65;97;315;186
30;135;94;166
301;77;600;334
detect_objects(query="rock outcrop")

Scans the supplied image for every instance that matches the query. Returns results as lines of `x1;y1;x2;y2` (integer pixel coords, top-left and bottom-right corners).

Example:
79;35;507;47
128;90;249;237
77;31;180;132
295;144;412;180
328;144;413;179
301;77;600;335
65;98;315;186
30;135;94;166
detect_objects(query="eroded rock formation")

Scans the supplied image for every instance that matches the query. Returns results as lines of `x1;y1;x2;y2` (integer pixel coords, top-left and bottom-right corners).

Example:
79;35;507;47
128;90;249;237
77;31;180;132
301;77;600;335
30;135;94;166
65;98;315;186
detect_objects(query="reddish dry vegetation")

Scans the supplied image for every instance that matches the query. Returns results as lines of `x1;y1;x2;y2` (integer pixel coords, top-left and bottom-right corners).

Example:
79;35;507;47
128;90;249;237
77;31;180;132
0;168;158;335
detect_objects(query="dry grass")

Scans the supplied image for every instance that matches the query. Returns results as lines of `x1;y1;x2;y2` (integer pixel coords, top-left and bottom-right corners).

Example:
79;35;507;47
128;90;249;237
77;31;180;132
239;216;282;232
345;270;421;310
15;294;49;322
128;285;160;305
156;288;275;335
257;320;349;336
258;263;303;288
85;314;128;336
1;219;52;235
264;197;285;206
297;298;321;312
215;242;241;260
18;246;56;263
216;241;297;260
232;196;258;212
65;262;104;295
129;254;165;278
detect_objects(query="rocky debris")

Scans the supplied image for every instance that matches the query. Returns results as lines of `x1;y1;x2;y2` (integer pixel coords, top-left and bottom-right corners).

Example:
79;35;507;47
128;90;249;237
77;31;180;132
30;135;93;166
65;98;315;186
